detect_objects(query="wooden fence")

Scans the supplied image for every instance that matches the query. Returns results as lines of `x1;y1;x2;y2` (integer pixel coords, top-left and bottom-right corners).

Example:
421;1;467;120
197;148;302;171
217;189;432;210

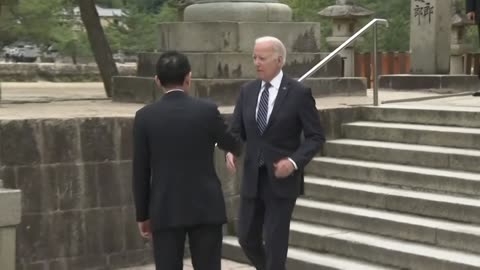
354;52;480;88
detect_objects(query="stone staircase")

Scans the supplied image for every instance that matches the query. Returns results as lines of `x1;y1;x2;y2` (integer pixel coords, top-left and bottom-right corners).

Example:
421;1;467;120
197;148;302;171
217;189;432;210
222;105;480;269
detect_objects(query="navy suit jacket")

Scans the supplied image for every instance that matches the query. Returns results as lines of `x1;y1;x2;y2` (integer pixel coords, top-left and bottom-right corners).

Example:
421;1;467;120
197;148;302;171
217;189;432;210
230;75;325;199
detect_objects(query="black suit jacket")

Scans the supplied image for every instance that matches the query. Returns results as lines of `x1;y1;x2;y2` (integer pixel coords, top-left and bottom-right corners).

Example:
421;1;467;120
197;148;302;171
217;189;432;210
230;75;325;199
132;91;242;230
467;0;480;24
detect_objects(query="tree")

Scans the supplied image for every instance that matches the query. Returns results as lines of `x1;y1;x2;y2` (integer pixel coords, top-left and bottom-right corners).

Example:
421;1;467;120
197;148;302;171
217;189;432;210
78;0;118;97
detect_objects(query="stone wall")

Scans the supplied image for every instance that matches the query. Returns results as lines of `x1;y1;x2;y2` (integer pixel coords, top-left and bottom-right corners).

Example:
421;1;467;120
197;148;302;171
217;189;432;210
0;106;363;269
0;64;136;82
0;117;150;270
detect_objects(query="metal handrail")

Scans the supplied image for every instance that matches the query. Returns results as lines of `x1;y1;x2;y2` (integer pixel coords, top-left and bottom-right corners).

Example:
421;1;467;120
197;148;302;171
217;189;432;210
298;18;389;106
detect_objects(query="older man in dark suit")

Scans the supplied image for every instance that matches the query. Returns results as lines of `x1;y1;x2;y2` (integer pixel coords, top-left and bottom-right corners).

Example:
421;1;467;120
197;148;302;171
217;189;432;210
132;51;242;270
226;36;325;270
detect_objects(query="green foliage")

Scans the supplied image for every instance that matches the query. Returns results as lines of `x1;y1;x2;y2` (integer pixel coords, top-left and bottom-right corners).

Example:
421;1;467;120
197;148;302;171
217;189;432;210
5;0;480;55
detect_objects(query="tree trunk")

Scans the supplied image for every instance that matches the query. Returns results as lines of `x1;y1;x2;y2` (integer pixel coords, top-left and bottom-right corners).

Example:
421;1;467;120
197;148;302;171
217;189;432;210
78;0;118;97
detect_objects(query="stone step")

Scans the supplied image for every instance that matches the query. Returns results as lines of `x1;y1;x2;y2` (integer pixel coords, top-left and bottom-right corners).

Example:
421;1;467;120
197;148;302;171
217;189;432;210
306;157;480;197
303;176;480;224
288;221;480;270
137;52;342;78
342;121;480;150
293;198;480;254
324;139;480;173
222;236;397;270
362;106;480;128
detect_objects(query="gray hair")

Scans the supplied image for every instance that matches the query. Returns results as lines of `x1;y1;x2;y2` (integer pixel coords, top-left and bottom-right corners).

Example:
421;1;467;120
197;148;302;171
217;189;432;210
255;36;287;65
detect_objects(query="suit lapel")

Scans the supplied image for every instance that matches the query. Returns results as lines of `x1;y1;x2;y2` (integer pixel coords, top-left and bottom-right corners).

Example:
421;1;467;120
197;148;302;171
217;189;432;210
248;80;262;135
265;76;290;132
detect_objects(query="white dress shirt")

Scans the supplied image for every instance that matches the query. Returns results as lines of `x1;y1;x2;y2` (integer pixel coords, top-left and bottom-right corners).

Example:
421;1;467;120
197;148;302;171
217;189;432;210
255;70;283;122
254;70;298;170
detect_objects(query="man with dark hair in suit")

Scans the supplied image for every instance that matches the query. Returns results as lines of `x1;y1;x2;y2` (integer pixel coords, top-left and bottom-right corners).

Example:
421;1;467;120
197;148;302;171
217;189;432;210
226;36;325;270
467;0;480;96
132;51;242;270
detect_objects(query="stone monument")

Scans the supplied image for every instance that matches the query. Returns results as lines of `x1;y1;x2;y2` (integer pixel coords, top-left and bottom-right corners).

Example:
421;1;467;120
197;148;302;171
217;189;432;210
450;0;474;74
319;0;373;77
112;0;368;105
379;0;479;93
410;0;451;74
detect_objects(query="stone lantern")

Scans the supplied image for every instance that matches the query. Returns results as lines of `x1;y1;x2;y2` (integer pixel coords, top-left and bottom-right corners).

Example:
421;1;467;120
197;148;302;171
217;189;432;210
319;0;373;77
450;0;475;74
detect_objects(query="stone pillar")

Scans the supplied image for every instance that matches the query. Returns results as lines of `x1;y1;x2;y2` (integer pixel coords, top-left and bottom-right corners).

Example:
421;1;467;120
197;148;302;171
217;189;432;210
410;0;451;74
319;0;373;77
0;180;21;270
450;0;474;74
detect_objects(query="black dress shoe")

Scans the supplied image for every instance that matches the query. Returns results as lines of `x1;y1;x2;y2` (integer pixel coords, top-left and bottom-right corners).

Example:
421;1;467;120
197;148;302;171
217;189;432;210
473;91;480;96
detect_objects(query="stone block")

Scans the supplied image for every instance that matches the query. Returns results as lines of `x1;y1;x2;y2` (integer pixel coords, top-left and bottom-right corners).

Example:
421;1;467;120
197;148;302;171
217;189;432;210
112;76;160;104
50;255;105;270
0;227;16;270
79;118;115;162
194;79;244;106
137;52;341;79
0;120;42;166
379;74;480;92
115;118;134;161
318;107;363;140
102;208;125;253
84;209;104;256
409;0;451;74
41;119;80;164
47;164;91;211
303;78;367;97
0;166;16;190
48;211;86;258
124;206;150;251
158;22;320;53
184;2;292;22
158;22;239;52
16;166;55;213
0;188;21;227
237;22;320;53
17;214;50;262
96;162;124;207
114;161;133;205
108;249;153;269
112;77;366;106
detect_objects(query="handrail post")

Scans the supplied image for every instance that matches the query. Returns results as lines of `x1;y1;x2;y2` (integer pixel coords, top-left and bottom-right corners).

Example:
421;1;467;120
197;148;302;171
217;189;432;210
373;22;379;106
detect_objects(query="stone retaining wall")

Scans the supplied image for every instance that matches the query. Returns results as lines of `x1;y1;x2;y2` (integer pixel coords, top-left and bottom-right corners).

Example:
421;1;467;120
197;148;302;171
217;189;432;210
0;63;136;82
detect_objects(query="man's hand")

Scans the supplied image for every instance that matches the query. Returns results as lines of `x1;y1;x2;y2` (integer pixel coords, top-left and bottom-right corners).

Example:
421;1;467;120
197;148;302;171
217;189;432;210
468;11;476;22
226;152;236;174
138;220;151;239
274;158;295;178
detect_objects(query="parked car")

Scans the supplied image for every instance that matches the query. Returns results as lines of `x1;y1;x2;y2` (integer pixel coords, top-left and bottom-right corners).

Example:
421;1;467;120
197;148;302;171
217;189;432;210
3;42;40;62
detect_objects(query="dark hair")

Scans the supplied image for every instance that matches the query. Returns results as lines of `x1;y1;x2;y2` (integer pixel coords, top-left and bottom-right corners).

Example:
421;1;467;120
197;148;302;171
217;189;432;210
155;51;191;87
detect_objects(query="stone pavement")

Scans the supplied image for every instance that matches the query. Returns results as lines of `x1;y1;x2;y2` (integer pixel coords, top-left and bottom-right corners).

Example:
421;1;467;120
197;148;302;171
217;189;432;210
119;259;254;270
1;81;472;120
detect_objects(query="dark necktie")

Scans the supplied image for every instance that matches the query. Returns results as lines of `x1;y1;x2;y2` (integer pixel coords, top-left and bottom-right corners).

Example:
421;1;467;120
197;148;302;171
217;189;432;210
257;82;271;166
257;82;271;134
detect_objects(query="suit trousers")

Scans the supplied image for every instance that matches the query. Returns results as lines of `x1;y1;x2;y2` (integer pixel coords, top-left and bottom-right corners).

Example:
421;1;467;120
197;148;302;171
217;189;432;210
152;224;222;270
237;166;297;270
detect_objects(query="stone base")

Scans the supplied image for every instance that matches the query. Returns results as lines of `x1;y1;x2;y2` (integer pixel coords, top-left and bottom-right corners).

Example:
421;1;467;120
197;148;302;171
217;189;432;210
137;52;342;79
158;22;320;53
184;2;292;22
112;76;367;106
379;75;480;93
